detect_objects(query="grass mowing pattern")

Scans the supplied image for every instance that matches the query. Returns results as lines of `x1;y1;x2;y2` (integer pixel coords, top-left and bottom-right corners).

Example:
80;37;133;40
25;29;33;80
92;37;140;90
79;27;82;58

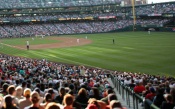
0;32;175;76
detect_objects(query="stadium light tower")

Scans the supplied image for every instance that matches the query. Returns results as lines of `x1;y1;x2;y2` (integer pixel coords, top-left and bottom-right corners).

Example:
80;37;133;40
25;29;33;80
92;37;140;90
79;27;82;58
131;0;136;31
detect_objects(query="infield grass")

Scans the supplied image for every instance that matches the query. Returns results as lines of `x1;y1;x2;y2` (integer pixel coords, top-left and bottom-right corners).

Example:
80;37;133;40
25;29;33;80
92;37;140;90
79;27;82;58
0;32;175;76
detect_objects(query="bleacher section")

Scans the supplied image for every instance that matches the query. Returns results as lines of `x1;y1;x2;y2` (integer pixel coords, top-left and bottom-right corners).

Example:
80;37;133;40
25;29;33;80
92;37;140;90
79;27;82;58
0;0;121;8
0;19;170;38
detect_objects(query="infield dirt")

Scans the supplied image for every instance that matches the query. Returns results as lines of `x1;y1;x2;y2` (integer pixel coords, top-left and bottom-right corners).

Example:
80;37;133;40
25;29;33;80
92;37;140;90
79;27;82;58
14;37;92;50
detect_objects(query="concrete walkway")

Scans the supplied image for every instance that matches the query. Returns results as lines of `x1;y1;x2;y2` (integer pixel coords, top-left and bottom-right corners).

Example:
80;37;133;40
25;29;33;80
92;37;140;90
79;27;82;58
108;78;144;109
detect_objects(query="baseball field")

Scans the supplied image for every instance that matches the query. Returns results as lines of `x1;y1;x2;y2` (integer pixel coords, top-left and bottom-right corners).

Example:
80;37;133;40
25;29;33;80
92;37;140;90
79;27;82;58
0;32;175;76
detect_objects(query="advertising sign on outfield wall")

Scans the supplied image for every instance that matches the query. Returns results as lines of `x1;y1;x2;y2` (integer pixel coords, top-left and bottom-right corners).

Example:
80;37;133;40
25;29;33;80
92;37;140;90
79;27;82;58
98;16;116;19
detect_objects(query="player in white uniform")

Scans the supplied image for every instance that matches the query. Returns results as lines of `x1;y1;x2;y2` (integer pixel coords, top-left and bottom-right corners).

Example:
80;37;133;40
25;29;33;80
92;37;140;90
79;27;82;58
77;39;79;44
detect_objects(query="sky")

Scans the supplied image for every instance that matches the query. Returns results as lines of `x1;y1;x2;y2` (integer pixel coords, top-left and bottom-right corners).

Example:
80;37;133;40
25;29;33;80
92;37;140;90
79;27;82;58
148;0;175;4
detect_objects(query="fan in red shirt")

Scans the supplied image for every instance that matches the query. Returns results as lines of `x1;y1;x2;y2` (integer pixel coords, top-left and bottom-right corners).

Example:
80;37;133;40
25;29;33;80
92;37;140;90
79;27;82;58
145;87;156;101
134;82;146;94
0;68;3;73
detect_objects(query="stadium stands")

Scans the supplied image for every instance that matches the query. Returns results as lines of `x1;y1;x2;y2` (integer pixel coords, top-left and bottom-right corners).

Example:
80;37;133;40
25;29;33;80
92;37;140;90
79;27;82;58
125;2;175;15
0;0;121;8
111;71;175;109
0;19;170;38
0;0;175;109
0;54;120;109
1;52;175;108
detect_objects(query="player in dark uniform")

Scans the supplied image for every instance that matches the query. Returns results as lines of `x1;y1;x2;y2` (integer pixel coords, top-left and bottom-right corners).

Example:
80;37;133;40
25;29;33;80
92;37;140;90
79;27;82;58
26;40;29;50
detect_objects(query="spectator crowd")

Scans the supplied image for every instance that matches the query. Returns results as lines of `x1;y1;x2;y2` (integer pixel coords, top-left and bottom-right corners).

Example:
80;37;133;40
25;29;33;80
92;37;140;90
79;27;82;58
0;0;121;9
0;0;174;15
126;3;175;15
112;71;175;109
0;54;127;109
0;19;170;38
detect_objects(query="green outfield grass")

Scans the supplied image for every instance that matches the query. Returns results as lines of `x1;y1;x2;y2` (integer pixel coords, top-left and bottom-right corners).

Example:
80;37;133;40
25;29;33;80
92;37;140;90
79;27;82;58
0;32;175;76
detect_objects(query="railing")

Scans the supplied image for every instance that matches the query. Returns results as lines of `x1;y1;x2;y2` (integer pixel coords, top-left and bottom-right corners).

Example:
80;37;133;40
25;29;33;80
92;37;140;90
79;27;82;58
110;74;160;109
